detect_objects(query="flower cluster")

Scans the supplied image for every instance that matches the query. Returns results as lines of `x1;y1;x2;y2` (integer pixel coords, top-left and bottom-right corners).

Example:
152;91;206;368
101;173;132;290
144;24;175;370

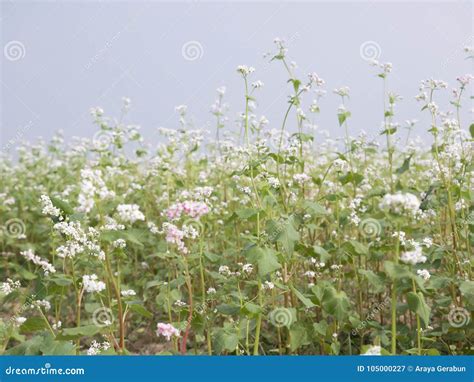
0;279;21;295
20;249;56;276
400;246;427;265
379;192;420;217
39;195;62;218
116;204;145;224
54;221;105;260
77;168;115;213
87;340;110;355
165;201;209;220
156;323;180;341
82;274;106;293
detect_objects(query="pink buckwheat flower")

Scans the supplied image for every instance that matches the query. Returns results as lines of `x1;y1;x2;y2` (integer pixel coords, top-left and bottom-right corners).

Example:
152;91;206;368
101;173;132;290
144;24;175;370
162;223;188;254
165;203;184;220
165;201;209;220
156;323;180;341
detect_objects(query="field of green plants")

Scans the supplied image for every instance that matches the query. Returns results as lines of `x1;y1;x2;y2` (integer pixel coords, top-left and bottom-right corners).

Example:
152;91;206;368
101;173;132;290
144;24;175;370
1;40;473;356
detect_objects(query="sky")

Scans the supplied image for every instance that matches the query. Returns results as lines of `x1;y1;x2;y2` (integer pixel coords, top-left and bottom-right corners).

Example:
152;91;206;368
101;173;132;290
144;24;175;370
1;0;473;152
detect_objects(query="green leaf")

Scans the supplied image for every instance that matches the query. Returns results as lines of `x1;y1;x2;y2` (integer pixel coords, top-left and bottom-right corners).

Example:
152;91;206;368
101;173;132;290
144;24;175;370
313;245;331;263
243;302;261;315
57;325;100;340
203;252;220;263
215;304;240;316
5;334;45;355
407;292;431;327
313;320;328;336
18;267;38;280
470;123;474;138
214;330;239;353
322;286;350;321
40;338;76;355
258;248;281;276
277;217;300;255
128;303;153;319
20;317;49;334
236;208;259;220
50;274;73;286
291;286;315;308
396;154;413;175
50;196;74;215
337;111;351;126
338;172;364;185
247;246;281;276
459;280;474;298
291;79;301;93
122;229;145;248
289;323;310;351
384;261;412;280
304;201;328;216
358;269;385;293
344;240;369;256
459;281;474;308
331;341;341;355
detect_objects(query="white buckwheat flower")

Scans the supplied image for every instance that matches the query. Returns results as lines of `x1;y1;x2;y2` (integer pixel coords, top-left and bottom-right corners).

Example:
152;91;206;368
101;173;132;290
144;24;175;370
242;263;253;274
112;238;127;249
207;287;217;295
20;249;56;276
82;274;106;293
39;195;61;218
293;173;311;186
361;345;382;356
0;279;21;295
263;281;275;290
236;65;255;76
121;289;136;297
417;269;431;281
379;192;420;217
400;246;427;265
116;204;145;224
15;317;27;326
87;340;110;356
33;299;51;311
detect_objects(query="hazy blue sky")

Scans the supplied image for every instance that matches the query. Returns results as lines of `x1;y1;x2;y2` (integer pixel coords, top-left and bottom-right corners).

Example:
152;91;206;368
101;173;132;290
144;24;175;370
1;0;472;151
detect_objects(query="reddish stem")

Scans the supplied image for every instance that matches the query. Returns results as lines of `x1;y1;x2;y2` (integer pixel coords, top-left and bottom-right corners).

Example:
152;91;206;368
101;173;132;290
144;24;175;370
180;275;193;354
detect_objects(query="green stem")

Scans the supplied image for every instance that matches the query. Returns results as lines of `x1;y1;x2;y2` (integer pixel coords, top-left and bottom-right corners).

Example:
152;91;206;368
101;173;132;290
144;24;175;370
412;279;422;355
391;225;400;354
253;280;263;355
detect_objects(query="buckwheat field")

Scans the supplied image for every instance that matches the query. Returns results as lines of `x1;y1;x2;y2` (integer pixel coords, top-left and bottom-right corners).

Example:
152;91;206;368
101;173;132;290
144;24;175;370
1;40;473;356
